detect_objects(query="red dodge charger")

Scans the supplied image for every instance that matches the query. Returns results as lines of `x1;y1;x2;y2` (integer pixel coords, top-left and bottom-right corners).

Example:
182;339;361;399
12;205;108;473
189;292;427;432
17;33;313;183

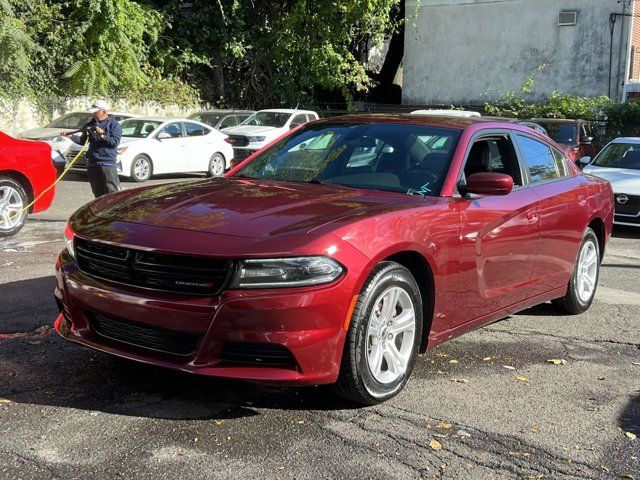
54;116;613;404
0;131;56;237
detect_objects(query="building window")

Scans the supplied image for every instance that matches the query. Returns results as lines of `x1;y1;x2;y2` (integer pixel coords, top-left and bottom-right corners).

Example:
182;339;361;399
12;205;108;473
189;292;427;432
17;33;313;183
558;11;578;26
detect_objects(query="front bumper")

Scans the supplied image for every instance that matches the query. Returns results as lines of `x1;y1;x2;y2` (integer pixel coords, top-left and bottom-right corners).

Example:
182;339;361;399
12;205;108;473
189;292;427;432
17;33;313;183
54;250;356;385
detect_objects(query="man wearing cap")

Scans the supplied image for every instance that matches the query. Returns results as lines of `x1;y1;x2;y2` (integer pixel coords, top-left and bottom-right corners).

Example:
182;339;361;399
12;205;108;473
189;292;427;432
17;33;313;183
63;100;122;197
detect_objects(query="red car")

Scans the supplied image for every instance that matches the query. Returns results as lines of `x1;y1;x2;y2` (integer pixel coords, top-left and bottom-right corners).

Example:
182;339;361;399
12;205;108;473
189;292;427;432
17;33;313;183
0;131;56;237
529;119;600;163
54;116;613;404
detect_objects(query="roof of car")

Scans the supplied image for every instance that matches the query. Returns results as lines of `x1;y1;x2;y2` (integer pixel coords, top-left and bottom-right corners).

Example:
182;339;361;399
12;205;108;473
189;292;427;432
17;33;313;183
258;109;317;114
121;117;205;123
609;137;640;143
191;110;255;115
313;113;511;129
528;118;586;124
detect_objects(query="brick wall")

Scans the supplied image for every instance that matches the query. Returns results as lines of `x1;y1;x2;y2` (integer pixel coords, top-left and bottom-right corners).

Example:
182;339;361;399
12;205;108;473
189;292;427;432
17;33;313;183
631;11;640;80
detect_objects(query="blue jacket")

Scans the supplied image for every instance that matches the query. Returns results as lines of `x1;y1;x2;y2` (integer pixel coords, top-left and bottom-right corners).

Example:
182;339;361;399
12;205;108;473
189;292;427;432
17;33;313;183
72;116;122;167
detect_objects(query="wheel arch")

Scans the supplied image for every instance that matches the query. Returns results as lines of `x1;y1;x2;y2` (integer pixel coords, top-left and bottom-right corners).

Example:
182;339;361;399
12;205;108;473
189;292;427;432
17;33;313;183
0;170;34;212
587;217;606;259
382;250;435;353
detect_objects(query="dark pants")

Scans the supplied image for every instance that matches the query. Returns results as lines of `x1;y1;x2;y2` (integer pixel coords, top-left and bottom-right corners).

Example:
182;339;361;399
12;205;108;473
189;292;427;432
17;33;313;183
87;164;120;198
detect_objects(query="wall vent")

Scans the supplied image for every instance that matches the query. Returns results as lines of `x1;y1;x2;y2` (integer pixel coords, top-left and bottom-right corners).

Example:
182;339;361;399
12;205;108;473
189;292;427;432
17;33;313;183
558;11;578;26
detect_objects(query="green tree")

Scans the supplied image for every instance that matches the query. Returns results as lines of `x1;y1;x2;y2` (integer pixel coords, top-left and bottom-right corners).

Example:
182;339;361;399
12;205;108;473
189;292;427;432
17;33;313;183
0;0;35;100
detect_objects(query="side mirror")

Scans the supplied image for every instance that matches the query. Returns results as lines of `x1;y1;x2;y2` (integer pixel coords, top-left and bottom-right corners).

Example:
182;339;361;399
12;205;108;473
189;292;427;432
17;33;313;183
578;156;592;165
581;136;594;145
464;172;513;196
157;132;171;140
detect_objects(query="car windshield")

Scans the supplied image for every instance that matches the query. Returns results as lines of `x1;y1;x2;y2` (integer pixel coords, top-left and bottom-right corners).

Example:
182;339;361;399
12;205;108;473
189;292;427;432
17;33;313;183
592;143;640;170
47;112;93;129
241;112;291;128
536;123;578;145
120;119;162;138
233;122;461;196
188;113;222;126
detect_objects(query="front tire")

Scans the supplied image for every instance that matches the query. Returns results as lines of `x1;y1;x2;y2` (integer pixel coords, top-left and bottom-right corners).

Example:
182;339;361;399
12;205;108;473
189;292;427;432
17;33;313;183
130;155;152;182
0;177;29;237
553;227;600;314
333;262;422;405
207;153;226;177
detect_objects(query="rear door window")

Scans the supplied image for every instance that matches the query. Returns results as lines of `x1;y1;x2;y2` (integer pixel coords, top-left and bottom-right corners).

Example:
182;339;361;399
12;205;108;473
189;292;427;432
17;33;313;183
185;122;210;137
516;135;561;183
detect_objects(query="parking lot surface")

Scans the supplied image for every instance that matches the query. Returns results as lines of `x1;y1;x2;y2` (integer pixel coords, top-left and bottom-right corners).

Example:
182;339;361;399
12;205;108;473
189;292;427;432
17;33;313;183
1;175;639;480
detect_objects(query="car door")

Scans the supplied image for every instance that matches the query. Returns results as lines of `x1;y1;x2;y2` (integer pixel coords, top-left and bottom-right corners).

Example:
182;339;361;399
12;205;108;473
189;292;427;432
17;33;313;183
184;121;213;171
155;122;189;174
514;133;591;296
454;131;541;326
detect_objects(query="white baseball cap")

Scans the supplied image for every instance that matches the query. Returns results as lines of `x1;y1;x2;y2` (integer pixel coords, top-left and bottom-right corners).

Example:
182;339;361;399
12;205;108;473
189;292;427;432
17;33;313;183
88;100;109;113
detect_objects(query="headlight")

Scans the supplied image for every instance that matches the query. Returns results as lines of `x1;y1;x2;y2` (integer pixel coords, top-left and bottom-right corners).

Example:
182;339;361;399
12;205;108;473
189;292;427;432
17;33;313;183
117;146;128;155
229;256;344;289
64;221;75;259
247;136;266;143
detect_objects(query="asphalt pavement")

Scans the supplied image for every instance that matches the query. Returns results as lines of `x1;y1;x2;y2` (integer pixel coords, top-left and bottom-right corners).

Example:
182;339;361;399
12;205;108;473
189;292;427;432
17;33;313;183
1;174;639;480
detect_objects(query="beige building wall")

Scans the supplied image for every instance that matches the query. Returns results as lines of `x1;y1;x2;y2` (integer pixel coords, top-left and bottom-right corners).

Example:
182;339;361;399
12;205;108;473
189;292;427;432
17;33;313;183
403;0;634;105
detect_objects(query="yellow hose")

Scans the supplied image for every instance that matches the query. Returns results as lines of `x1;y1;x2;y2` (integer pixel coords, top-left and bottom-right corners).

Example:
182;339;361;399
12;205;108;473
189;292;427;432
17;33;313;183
8;141;89;222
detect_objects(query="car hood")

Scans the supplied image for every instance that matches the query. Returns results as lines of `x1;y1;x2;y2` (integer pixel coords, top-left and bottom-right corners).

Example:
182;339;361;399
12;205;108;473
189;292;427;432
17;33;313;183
89;177;423;238
221;125;281;136
17;127;65;140
583;166;640;195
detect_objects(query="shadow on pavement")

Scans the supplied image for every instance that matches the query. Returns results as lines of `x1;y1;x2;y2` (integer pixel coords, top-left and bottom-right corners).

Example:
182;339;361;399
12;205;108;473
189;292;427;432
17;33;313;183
0;277;356;421
612;225;640;239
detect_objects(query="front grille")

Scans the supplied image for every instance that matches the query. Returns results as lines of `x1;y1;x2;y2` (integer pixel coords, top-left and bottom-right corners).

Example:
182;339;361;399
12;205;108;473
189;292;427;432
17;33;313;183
66;149;88;169
221;342;297;368
75;238;233;295
91;313;199;356
614;193;640;216
614;214;640;225
229;135;249;147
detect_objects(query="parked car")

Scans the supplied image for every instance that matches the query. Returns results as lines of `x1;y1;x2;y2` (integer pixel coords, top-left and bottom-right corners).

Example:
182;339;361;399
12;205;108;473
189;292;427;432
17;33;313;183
65;117;234;182
221;109;319;163
582;137;640;227
0;131;56;236
411;109;481;117
188;110;255;130
55;115;613;405
17;111;136;172
528;119;599;163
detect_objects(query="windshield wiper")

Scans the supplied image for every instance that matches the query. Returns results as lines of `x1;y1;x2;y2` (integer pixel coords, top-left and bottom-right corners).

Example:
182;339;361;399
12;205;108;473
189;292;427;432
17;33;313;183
308;178;329;185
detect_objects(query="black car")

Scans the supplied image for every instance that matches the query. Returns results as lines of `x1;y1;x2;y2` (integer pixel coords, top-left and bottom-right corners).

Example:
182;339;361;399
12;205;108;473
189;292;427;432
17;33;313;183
188;110;255;130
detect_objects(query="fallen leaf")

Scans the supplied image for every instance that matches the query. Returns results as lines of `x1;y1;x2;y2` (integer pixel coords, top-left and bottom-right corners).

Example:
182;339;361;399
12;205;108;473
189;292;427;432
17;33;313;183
0;399;12;404
214;420;222;426
296;420;305;424
433;433;447;438
516;375;530;383
546;359;567;365
601;466;610;473
625;431;637;440
194;437;198;443
530;426;538;433
437;421;453;429
452;378;469;384
598;376;606;380
457;430;471;438
632;362;640;366
449;359;459;364
503;365;516;370
618;474;635;479
436;352;449;357
482;356;492;361
429;439;443;451
508;451;531;458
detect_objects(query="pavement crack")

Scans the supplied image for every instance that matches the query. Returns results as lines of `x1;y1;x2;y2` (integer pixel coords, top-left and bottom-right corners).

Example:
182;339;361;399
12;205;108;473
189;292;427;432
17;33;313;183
483;327;640;349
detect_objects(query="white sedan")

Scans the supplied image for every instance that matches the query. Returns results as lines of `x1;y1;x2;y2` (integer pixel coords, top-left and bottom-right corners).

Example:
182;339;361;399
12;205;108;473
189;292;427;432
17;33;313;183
581;137;640;227
67;117;234;182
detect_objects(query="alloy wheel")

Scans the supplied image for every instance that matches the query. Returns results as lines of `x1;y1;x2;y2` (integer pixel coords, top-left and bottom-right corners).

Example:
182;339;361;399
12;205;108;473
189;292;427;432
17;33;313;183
365;286;416;384
0;185;25;231
134;157;150;181
576;239;598;302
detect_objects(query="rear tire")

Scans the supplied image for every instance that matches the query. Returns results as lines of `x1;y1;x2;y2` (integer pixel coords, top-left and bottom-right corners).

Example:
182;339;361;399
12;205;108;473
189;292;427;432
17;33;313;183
0;176;29;237
207;153;226;177
333;262;422;405
552;227;600;314
130;155;152;182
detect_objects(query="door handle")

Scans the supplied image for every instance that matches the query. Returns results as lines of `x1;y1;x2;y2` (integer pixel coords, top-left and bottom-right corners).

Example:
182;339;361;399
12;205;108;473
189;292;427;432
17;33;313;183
526;211;538;221
577;195;587;206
